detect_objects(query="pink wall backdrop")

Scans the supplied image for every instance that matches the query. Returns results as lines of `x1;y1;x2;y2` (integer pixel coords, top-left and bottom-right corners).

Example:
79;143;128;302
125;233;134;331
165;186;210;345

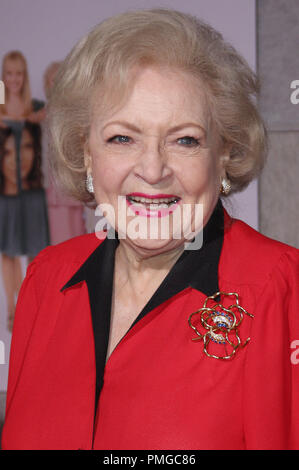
0;0;257;390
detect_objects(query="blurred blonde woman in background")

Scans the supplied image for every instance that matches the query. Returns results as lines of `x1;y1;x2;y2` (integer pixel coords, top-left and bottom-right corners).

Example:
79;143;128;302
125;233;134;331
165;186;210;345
0;51;49;331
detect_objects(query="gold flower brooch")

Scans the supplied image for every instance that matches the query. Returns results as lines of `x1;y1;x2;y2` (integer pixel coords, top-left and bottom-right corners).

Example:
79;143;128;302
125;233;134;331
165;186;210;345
188;292;254;360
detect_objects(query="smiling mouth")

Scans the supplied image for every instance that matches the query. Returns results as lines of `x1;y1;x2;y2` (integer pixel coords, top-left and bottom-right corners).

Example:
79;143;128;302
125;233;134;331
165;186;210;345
125;193;181;217
126;194;181;208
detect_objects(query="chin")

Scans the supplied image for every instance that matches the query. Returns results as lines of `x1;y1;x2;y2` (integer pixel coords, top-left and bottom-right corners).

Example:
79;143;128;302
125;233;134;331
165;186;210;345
124;234;185;255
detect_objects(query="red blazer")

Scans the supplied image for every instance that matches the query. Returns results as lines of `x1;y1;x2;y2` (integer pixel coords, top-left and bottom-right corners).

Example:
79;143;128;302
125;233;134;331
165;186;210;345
2;211;299;450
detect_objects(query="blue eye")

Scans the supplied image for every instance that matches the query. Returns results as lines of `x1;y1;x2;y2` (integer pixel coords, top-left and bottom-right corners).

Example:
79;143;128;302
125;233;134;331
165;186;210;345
177;136;200;146
107;135;131;144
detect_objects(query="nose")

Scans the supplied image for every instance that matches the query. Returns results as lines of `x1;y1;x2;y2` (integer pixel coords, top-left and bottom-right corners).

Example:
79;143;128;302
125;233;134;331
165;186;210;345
133;140;172;185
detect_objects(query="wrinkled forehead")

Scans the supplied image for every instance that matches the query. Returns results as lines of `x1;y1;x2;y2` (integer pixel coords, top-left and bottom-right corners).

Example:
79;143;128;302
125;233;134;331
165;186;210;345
91;64;213;132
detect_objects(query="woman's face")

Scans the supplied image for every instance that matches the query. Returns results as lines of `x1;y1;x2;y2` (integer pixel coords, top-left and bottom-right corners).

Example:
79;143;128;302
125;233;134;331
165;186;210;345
3;59;25;96
2;129;34;192
86;65;229;255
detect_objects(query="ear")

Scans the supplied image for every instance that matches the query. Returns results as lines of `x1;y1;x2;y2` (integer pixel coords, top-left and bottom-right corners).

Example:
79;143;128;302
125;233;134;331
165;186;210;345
219;153;230;164
218;144;231;176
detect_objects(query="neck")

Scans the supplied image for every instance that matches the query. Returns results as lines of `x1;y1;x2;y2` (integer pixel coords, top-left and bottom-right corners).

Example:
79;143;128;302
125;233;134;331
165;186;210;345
7;92;22;103
115;239;185;289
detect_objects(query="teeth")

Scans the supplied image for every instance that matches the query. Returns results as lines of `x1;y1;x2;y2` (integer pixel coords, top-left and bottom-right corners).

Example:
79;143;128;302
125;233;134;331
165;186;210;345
128;196;179;204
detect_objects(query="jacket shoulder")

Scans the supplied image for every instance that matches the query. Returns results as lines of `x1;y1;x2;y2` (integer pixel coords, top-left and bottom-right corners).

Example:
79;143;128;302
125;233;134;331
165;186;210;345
25;232;106;295
221;216;299;286
34;232;106;265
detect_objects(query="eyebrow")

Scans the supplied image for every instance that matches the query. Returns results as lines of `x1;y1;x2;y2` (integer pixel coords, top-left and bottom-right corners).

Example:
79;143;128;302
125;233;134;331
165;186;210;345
103;121;141;133
102;120;206;135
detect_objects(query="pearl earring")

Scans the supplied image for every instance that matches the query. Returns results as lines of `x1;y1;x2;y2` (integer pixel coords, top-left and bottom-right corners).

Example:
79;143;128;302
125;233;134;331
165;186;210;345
86;173;94;194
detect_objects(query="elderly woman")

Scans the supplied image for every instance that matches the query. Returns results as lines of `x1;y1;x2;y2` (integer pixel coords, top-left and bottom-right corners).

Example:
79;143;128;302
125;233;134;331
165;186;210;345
2;9;299;450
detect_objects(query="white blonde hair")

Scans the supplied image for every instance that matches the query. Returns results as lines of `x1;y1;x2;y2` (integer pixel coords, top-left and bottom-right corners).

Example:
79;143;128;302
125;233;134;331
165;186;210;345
47;8;267;202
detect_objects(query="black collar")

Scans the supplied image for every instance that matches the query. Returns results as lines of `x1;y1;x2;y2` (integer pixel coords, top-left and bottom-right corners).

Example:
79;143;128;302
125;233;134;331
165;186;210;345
61;198;224;413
